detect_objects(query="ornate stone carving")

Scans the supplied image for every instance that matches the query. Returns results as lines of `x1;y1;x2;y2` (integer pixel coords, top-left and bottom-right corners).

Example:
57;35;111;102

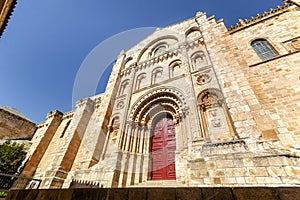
198;88;224;110
201;140;247;156
198;88;235;142
291;39;300;50
129;87;187;125
116;100;125;110
283;37;300;52
195;73;211;85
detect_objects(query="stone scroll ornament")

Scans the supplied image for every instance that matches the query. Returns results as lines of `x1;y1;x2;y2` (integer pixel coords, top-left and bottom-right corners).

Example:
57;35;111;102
194;71;212;85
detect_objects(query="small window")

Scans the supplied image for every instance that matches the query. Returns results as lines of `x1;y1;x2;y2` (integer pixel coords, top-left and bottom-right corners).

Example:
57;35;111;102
251;39;278;60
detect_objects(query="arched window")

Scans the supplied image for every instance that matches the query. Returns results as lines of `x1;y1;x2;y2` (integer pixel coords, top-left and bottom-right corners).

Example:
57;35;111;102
119;80;130;96
169;59;182;78
135;73;146;90
153;45;167;57
191;51;207;71
185;27;201;40
152;67;163;84
251;39;278;60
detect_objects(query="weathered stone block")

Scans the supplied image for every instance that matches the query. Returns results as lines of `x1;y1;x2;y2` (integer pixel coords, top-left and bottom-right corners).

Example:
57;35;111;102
220;177;237;184
253;157;269;167
266;166;287;177
245;177;257;184
128;188;147;200
277;187;300;200
284;166;300;176
268;156;291;167
202;188;233;200
262;129;279;140
175;188;202;199
147;188;175;200
217;160;234;168
233;188;278;200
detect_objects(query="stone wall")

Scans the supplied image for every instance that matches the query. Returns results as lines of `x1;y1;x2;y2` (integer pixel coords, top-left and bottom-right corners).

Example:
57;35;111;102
0;107;36;140
230;4;300;148
6;187;300;200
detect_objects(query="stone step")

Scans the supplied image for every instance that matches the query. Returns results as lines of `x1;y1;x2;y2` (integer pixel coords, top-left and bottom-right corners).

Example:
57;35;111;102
131;180;187;187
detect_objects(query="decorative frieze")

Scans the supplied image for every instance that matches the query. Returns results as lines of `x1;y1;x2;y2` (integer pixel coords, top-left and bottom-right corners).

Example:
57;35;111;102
228;4;291;33
201;140;248;156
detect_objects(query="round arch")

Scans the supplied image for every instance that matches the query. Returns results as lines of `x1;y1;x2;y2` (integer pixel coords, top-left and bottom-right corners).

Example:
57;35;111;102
129;87;187;126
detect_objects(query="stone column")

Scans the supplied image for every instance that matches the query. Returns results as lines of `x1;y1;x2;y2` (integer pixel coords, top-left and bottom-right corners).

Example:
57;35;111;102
197;104;205;138
122;123;129;151
140;126;147;153
131;123;139;153
143;125;151;181
125;122;133;151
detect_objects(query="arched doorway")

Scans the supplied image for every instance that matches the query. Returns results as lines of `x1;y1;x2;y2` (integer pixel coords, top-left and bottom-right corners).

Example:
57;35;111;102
151;114;176;180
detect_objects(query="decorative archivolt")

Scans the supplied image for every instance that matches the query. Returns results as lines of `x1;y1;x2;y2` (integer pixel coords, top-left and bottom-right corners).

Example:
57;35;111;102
129;87;187;125
185;27;201;40
121;56;133;70
198;88;224;110
136;34;179;63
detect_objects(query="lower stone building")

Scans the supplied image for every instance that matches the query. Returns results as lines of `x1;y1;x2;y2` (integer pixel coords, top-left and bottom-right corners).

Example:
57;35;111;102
19;0;300;188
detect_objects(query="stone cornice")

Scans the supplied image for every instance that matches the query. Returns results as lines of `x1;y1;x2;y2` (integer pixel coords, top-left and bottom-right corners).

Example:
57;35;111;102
228;3;292;34
0;0;17;38
62;111;74;120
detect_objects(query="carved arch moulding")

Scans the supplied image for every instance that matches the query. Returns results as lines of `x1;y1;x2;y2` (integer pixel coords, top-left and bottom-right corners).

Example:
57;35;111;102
128;87;188;126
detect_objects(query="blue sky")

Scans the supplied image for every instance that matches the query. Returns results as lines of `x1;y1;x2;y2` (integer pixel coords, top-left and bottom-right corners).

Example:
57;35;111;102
0;0;283;123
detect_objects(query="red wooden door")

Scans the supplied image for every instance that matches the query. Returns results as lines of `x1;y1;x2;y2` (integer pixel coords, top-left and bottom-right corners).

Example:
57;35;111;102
151;117;176;180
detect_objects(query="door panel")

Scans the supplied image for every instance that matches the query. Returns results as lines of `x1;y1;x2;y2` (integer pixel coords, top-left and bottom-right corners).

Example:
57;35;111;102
151;117;176;180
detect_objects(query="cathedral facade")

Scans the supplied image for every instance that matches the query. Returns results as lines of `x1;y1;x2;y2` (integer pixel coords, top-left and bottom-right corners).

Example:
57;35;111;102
21;1;300;188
